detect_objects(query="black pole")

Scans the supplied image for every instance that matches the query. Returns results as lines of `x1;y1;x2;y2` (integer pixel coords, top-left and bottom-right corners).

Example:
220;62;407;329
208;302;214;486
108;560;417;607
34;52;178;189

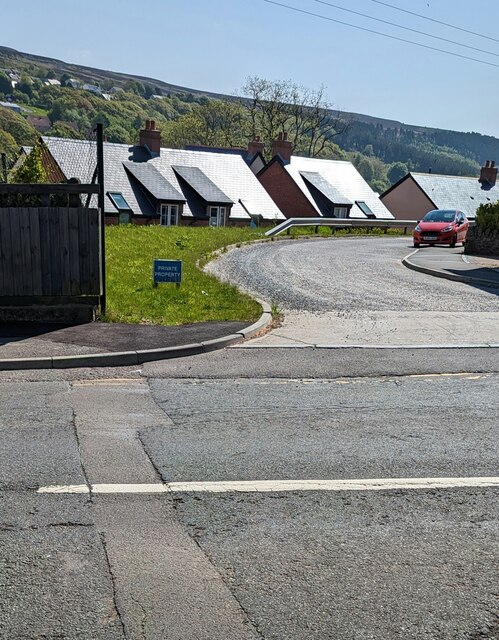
96;123;106;315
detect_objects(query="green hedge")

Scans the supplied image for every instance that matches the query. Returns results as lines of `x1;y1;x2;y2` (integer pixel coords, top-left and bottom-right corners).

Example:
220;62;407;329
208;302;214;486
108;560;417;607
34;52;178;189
475;202;499;232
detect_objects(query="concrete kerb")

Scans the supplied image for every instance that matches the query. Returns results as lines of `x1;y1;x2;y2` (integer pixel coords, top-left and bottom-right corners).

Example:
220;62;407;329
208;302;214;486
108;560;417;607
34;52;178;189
0;241;277;370
0;309;274;370
402;249;499;289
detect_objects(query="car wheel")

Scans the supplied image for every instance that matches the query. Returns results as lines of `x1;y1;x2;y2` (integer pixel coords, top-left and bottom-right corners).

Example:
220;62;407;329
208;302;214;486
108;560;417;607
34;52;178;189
413;242;420;248
450;234;457;248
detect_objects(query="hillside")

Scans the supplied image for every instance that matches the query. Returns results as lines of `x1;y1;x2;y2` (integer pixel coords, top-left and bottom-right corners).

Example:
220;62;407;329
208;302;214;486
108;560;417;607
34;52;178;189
1;45;499;192
0;46;226;100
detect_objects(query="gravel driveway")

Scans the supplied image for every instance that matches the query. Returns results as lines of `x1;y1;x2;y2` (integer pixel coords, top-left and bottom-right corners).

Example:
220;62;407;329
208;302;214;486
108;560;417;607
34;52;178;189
207;237;499;346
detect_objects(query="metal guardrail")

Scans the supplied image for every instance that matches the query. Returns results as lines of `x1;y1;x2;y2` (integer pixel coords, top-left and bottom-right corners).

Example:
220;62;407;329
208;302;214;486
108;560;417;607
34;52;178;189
264;217;419;237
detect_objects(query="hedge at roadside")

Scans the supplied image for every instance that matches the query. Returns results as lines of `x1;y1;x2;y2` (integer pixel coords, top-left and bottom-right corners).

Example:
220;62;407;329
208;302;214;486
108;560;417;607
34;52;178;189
475;202;499;232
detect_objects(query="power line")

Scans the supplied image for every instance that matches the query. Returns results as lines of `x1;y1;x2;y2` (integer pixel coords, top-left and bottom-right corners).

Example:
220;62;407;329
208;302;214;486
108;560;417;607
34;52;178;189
311;0;499;59
263;0;499;69
370;0;499;45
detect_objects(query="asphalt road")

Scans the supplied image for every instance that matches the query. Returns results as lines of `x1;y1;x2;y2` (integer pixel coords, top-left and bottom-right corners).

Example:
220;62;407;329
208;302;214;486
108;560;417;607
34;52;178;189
207;237;499;345
1;348;498;640
207;237;498;313
1;233;498;639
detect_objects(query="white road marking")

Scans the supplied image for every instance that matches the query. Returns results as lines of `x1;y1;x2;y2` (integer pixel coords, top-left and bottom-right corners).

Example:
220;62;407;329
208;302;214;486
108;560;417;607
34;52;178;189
37;477;499;495
38;484;90;494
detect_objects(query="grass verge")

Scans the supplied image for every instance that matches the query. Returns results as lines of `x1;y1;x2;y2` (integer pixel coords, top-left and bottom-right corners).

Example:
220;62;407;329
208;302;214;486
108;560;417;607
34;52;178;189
104;225;264;325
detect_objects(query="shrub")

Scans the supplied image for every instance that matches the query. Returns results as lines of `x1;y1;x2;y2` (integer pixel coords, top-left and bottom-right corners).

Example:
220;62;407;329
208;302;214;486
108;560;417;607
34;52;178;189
475;202;499;232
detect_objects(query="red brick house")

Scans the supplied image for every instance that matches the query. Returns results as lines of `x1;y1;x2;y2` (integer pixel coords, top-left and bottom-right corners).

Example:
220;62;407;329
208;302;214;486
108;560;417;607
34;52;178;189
257;134;392;220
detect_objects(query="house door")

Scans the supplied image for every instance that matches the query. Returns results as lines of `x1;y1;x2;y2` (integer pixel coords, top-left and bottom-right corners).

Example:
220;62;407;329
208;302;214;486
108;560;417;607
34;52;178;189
160;204;179;226
208;206;226;227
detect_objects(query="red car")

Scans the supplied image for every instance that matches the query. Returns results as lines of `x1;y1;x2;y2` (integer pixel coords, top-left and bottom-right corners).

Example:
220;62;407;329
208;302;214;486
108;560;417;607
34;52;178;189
413;209;469;248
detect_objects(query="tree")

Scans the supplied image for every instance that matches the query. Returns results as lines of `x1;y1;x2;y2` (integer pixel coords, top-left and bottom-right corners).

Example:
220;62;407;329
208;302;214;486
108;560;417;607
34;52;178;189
0;130;18;170
160;99;247;149
0;72;11;95
239;77;349;158
0;106;37;145
10;141;47;183
46;122;83;139
387;162;408;185
123;80;145;96
353;154;374;182
16;75;34;98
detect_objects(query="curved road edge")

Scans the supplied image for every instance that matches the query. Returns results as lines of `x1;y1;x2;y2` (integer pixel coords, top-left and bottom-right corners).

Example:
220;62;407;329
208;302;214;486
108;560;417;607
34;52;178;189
402;249;499;289
0;302;274;371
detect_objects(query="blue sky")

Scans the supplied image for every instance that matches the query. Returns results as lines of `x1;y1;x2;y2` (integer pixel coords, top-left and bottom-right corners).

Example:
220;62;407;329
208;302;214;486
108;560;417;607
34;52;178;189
4;0;499;137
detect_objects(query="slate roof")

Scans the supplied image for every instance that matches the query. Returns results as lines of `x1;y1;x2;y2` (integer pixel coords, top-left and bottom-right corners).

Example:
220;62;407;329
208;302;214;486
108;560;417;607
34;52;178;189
172;166;233;204
124;162;184;202
410;172;499;220
299;171;352;206
285;157;393;219
42;137;285;221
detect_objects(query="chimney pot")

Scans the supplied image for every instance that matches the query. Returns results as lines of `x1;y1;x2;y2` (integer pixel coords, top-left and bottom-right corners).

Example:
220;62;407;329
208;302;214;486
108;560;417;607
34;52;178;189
492;161;496;168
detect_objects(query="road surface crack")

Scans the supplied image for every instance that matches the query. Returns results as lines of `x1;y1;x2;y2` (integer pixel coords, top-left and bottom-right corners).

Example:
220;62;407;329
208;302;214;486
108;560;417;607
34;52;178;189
70;408;93;502
99;531;128;639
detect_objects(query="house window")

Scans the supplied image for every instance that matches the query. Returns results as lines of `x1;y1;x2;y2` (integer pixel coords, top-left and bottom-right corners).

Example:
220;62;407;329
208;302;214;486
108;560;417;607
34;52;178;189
333;206;349;218
356;201;375;218
160;204;179;227
208;206;226;227
107;191;132;212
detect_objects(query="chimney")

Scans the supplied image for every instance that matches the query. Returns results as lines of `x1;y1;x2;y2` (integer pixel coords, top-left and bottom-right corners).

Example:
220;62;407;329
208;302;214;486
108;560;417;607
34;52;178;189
271;131;292;164
247;135;264;159
479;160;497;187
139;119;161;156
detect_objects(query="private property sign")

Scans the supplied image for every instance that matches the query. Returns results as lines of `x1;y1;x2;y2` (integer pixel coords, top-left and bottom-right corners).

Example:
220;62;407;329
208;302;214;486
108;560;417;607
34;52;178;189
153;259;182;286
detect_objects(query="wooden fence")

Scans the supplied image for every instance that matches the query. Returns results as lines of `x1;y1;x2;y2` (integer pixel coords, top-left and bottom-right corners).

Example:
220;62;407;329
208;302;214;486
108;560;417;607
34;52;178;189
0;207;100;300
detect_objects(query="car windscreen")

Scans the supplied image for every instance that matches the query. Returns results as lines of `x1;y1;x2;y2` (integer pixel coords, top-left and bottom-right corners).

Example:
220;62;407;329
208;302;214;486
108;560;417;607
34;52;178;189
423;210;456;222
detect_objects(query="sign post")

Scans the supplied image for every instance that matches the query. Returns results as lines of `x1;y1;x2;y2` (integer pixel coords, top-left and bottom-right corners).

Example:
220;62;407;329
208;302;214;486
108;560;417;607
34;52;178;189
153;259;182;288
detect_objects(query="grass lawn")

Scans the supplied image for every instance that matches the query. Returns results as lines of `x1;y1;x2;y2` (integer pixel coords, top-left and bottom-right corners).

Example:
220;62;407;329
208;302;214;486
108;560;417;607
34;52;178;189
104;225;265;325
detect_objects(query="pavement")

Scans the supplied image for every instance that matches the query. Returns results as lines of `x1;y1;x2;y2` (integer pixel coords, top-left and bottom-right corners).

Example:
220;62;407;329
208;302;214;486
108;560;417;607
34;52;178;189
403;245;499;289
0;242;497;369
